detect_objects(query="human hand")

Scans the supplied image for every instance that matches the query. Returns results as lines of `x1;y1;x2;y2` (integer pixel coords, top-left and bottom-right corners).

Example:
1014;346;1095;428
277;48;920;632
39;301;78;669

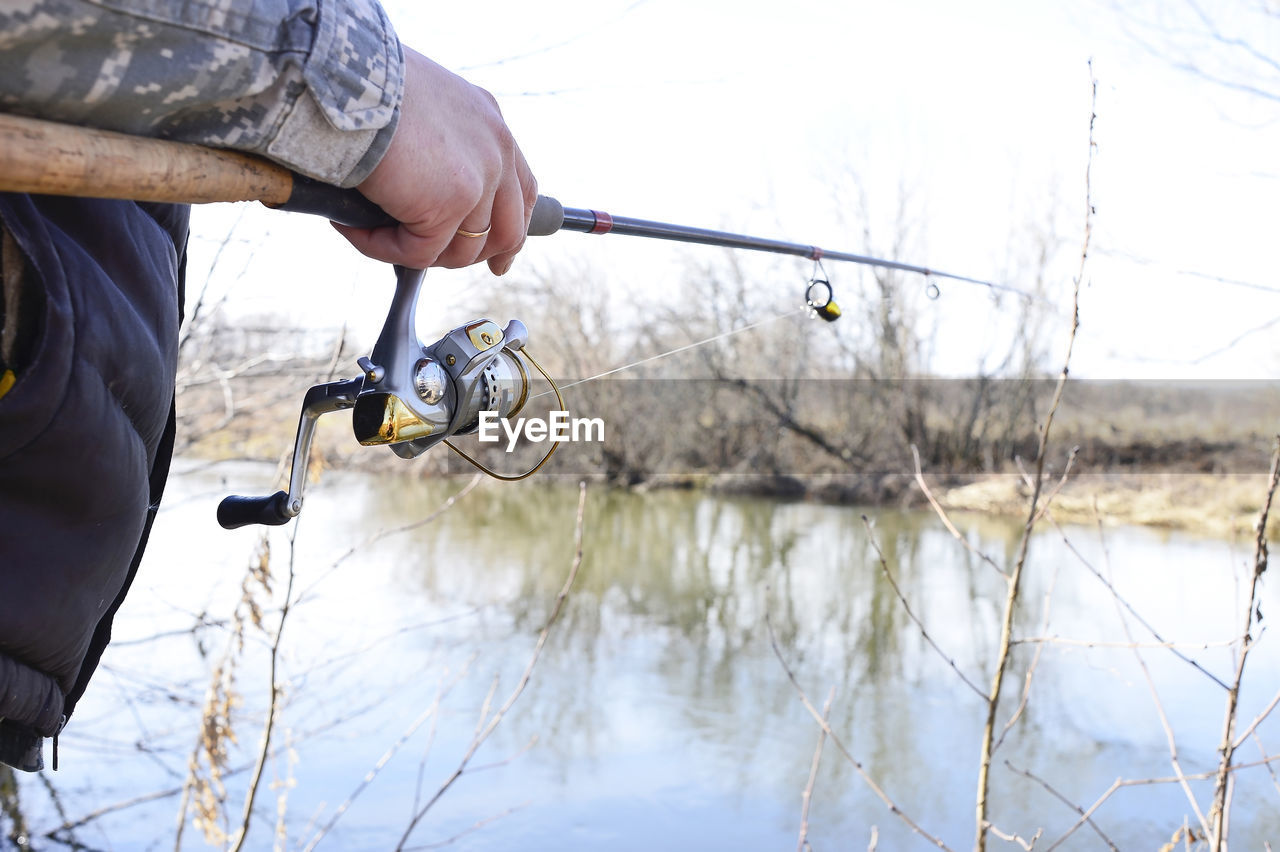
333;48;537;275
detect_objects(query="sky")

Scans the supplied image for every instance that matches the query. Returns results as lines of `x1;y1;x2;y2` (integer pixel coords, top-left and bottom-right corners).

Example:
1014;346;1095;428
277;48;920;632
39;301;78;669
186;0;1280;381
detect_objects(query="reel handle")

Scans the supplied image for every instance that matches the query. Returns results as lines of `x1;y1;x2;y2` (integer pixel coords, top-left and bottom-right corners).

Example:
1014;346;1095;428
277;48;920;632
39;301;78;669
214;377;362;529
217;491;294;529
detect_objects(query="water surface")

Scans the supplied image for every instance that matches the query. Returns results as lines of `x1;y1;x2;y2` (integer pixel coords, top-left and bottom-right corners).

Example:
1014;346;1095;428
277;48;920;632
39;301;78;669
10;464;1280;850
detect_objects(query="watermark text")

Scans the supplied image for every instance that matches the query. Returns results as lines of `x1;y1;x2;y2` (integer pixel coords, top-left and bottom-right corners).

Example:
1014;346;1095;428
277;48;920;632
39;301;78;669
477;410;605;452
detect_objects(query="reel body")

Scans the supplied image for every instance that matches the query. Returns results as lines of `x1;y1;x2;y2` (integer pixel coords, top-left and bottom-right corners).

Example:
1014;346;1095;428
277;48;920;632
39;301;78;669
351;266;529;457
217;266;536;529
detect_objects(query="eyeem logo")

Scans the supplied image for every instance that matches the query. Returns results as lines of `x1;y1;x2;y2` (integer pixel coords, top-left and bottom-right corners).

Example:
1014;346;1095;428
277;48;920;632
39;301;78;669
477;410;605;452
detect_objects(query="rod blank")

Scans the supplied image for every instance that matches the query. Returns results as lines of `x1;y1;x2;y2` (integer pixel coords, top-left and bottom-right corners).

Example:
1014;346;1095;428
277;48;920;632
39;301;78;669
531;195;996;288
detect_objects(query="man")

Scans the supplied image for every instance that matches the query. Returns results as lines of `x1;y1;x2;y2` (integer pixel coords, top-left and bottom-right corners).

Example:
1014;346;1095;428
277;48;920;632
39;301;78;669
0;0;537;770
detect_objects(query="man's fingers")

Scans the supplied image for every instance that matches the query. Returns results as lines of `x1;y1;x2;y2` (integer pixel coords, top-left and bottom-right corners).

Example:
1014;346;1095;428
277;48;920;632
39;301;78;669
331;221;452;269
487;248;518;277
334;148;535;273
486;177;528;266
491;153;538;276
434;169;529;270
434;201;494;269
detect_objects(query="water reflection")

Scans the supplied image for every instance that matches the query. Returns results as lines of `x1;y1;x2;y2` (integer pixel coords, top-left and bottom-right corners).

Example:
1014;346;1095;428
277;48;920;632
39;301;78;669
9;467;1280;851
352;475;1278;849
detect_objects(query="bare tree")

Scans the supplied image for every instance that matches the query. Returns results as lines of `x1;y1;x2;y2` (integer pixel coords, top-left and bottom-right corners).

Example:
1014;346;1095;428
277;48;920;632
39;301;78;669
1114;0;1280;106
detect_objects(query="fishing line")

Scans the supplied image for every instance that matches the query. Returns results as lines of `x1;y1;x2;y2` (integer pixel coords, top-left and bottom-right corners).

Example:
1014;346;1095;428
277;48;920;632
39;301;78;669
522;261;1052;403
528;306;808;401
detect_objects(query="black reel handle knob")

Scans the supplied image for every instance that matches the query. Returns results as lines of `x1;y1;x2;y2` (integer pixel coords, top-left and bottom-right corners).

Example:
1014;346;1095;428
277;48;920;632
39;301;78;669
217;491;294;529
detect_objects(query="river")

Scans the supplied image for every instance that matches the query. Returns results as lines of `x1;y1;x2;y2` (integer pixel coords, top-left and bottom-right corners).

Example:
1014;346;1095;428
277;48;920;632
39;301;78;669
7;462;1279;850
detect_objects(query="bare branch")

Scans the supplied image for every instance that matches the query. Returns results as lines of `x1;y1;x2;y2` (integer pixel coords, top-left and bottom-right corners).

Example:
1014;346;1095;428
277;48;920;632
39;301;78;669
228;521;301;852
1251;733;1280;803
401;803;528;851
296;474;483;606
1043;756;1280;850
1013;636;1235;651
1093;511;1210;835
764;609;952;850
301;661;476;852
1209;437;1280;848
796;687;834;852
394;481;589;851
862;516;986;700
1003;761;1119;850
1028;447;1079;527
986;821;1042;850
1233;685;1280;750
975;62;1093;852
910;445;1007;579
994;556;1061;754
1046;510;1230;690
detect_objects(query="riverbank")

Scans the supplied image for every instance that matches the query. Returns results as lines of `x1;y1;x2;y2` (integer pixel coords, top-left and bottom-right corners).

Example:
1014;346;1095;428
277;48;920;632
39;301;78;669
935;472;1276;538
635;469;1278;538
175;370;1278;540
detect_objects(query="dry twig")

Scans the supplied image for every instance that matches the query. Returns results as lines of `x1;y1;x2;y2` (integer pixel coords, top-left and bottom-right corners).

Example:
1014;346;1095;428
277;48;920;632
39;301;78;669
228;522;300;852
1095;508;1211;835
300;659;476;851
764;609;952;850
1041;756;1280;850
910;445;1006;579
1003;761;1118;850
393;481;589;851
174;536;266;852
1208;437;1280;849
993;555;1060;754
796;687;834;852
862;516;986;700
986;821;1042;850
974;63;1094;852
295;474;483;606
1046;510;1229;690
401;803;528;851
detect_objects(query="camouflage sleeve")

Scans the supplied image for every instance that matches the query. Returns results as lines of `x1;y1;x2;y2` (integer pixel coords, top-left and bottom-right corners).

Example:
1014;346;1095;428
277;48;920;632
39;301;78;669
0;0;404;187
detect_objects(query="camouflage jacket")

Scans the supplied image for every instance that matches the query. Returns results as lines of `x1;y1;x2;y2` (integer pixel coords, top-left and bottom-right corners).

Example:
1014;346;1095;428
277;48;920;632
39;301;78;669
0;0;405;186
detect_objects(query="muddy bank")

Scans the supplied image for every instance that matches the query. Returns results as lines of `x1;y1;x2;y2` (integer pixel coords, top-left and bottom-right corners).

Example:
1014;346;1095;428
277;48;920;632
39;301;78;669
589;468;1279;539
934;472;1277;538
175;369;1278;539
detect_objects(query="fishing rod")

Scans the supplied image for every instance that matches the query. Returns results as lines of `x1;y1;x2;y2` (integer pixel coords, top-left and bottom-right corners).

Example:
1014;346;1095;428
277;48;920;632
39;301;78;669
0;113;1007;528
0;113;1006;304
529;196;1003;292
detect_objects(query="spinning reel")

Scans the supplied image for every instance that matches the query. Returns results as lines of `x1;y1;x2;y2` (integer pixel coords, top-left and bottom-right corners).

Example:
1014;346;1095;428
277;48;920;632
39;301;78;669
216;265;561;529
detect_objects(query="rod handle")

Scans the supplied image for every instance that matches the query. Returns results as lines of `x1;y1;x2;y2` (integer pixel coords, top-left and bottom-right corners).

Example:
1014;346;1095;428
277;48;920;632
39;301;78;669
527;195;564;236
278;189;566;235
217;491;294;529
273;175;396;228
288;190;568;235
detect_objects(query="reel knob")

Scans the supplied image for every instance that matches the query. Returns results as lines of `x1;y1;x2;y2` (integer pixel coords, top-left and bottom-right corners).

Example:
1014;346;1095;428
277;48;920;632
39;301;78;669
216;491;295;529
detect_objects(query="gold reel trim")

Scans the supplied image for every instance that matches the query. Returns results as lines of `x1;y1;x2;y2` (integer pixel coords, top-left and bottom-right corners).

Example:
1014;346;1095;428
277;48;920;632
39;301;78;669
443;346;564;482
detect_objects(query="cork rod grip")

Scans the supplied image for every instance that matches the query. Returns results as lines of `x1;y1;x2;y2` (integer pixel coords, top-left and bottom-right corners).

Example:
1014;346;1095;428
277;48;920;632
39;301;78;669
0;112;295;205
